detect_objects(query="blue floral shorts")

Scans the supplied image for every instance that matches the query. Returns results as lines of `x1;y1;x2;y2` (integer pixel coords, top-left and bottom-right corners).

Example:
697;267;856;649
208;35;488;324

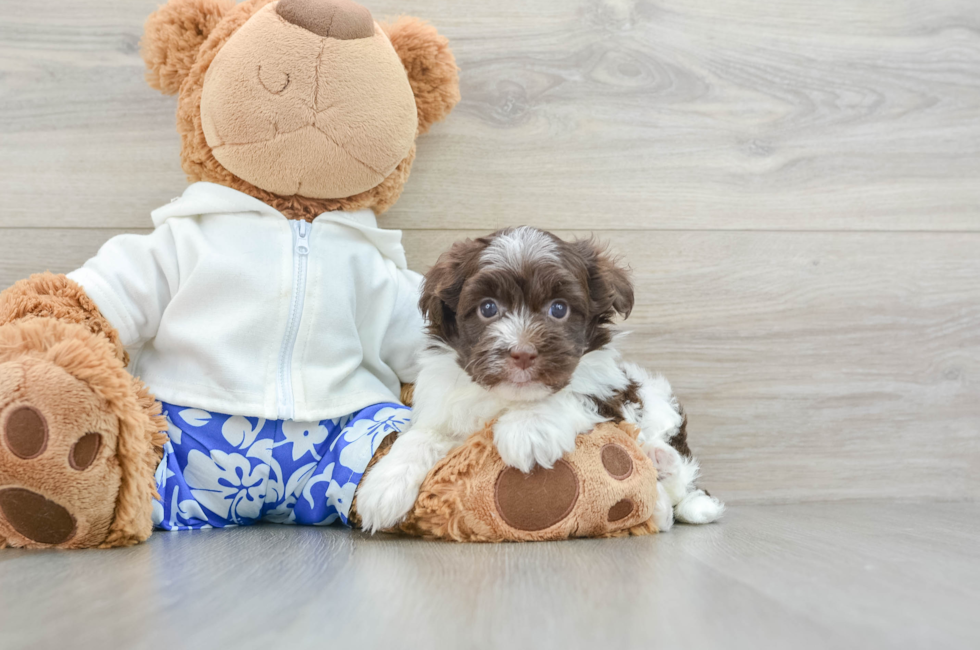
151;402;411;531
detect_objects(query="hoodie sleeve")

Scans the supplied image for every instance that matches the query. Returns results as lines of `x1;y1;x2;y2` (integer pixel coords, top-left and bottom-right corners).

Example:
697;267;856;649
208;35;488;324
379;267;427;384
67;224;180;347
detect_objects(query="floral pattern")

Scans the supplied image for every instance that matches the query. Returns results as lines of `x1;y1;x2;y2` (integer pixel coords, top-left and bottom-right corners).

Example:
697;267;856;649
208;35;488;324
152;402;410;530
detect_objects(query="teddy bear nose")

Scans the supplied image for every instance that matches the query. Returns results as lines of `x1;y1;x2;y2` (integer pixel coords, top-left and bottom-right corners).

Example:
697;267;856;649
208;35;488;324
276;0;374;40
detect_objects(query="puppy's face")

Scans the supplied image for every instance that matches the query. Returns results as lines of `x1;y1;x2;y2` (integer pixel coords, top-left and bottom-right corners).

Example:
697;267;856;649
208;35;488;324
421;227;634;401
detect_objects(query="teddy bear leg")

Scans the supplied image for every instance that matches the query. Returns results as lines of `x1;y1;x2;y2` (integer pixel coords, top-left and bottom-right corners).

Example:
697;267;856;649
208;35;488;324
0;319;165;549
0;356;121;548
363;422;661;542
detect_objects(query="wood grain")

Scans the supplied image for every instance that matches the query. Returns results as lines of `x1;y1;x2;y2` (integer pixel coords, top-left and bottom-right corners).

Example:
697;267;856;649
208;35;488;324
1;0;979;229
2;227;977;502
1;502;978;650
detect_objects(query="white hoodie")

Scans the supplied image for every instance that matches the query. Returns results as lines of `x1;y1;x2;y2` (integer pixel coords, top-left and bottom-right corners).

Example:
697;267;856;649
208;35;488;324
68;182;425;421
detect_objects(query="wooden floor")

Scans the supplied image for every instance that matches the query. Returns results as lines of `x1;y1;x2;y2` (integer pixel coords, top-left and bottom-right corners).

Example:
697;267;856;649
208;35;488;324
1;0;979;647
1;501;978;650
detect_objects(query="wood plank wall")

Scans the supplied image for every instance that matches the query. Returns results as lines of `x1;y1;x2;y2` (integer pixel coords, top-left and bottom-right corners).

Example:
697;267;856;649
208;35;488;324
1;0;978;502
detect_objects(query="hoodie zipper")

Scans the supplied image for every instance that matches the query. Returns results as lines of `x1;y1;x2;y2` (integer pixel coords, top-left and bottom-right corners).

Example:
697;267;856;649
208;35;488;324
276;220;311;420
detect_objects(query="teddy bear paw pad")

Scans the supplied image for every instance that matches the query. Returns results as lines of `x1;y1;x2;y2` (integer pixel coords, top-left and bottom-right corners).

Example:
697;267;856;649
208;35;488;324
0;487;76;545
0;359;122;549
0;405;81;545
600;443;634;480
608;498;635;522
4;406;48;460
494;460;580;531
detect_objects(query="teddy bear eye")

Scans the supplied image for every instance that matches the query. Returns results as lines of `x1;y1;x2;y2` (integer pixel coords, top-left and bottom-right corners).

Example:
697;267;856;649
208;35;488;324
257;65;290;95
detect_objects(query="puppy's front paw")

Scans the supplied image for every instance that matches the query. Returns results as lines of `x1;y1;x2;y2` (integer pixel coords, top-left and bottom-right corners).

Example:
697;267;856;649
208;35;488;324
646;443;680;481
653;483;674;532
494;417;576;473
355;459;421;534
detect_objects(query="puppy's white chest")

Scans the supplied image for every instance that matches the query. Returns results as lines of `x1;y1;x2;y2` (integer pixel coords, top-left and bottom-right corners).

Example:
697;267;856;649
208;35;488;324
449;397;509;436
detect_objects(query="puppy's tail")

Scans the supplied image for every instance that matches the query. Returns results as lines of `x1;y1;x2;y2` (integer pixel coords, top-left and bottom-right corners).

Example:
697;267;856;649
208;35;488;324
674;489;725;524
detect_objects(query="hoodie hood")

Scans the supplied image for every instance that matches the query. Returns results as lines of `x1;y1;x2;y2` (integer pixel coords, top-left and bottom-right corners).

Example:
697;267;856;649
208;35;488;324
151;182;408;269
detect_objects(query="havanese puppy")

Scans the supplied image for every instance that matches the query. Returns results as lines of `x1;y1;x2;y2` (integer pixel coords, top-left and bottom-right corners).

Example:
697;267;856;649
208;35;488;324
357;227;724;533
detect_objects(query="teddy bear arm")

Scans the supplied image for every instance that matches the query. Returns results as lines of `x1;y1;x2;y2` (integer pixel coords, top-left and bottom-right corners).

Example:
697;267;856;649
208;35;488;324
0;272;128;364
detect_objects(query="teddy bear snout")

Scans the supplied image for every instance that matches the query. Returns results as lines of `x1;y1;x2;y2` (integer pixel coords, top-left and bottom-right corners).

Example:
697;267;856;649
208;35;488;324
199;1;418;200
276;0;374;40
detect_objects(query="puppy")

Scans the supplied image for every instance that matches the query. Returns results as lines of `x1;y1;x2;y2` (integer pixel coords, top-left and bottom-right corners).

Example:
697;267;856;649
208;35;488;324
357;227;724;533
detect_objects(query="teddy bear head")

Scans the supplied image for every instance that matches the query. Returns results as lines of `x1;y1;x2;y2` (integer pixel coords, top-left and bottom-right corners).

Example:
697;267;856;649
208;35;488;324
141;0;460;218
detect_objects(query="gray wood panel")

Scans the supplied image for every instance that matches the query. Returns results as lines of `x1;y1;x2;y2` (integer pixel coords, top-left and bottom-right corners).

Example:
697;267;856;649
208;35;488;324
2;228;977;502
1;0;979;229
1;501;978;650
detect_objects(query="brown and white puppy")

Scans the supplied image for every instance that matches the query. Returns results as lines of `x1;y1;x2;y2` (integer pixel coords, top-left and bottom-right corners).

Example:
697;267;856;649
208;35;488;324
357;227;723;533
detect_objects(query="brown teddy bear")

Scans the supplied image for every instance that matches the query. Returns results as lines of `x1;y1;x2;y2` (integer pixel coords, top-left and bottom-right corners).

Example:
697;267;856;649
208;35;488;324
0;0;660;549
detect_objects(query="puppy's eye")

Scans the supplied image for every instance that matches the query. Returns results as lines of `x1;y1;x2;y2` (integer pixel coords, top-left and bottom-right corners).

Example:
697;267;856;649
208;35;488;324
479;300;499;319
549;300;569;319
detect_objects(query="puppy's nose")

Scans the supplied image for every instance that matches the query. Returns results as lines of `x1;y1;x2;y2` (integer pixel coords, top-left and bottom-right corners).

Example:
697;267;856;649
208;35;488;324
276;0;374;40
510;350;538;370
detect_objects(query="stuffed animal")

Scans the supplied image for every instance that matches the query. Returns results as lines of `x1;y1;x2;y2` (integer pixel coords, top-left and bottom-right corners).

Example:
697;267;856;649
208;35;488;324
0;0;660;549
350;419;660;541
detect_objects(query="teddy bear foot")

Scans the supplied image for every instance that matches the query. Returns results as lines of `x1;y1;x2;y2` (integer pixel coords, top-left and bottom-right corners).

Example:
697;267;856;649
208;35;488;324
361;421;662;542
0;318;165;549
0;356;125;549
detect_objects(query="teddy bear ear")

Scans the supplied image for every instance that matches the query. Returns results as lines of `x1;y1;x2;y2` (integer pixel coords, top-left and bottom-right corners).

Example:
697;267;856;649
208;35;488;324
141;0;236;95
381;17;461;135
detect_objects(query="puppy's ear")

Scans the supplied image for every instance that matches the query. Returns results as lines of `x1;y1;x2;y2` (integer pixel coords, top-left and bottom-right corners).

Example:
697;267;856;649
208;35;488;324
597;252;634;320
420;238;487;341
141;0;235;95
571;238;634;348
381;17;461;135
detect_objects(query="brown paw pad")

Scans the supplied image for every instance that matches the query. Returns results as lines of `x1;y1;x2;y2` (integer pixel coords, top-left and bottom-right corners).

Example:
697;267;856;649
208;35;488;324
608;498;635;522
0;487;76;545
69;433;102;471
494;460;580;532
601;443;633;480
3;406;49;460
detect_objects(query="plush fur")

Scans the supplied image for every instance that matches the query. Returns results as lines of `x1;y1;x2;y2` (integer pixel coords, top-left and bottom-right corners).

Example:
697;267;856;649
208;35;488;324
142;0;459;220
383;17;461;135
143;0;236;95
0;273;128;364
